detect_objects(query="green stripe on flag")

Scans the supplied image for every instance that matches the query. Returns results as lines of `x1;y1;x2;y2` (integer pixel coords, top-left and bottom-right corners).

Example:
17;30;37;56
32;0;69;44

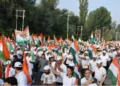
0;51;9;62
107;69;117;85
69;47;78;64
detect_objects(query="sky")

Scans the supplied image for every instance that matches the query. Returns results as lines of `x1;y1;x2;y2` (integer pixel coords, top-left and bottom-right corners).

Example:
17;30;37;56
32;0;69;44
37;0;120;24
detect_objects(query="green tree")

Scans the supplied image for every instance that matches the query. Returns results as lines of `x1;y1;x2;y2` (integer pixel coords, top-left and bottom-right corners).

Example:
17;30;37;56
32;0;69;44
85;7;111;40
79;0;88;27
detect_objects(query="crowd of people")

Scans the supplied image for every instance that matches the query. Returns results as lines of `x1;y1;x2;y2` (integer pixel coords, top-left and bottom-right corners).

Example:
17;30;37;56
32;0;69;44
0;37;120;86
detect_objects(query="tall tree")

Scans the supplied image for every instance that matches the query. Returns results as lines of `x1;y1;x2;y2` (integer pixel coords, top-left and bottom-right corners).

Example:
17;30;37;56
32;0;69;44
79;0;88;27
85;7;111;39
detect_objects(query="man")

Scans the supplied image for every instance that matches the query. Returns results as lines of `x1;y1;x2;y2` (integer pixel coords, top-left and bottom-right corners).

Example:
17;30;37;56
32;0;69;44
10;50;15;61
5;61;15;78
14;62;27;86
41;65;56;85
65;53;73;66
55;56;67;85
100;50;110;70
89;55;97;77
37;53;48;84
16;47;23;60
81;70;97;86
26;52;34;79
39;53;48;73
94;60;106;85
80;51;90;76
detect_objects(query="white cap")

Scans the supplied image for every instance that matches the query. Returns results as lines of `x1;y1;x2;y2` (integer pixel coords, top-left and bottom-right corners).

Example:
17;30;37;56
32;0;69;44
84;51;88;54
11;50;14;52
14;62;22;67
44;65;50;70
96;60;102;64
102;50;106;53
69;63;75;67
6;60;11;65
96;45;100;48
56;56;62;60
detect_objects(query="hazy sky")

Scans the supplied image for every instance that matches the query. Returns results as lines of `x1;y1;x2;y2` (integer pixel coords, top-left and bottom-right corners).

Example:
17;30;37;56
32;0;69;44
37;0;120;24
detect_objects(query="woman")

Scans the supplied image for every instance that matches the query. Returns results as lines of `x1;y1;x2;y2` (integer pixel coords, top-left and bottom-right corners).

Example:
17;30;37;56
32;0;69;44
50;64;78;86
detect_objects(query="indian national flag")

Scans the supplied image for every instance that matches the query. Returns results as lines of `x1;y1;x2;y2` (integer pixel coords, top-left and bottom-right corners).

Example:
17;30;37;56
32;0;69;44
15;30;25;45
47;36;50;43
90;32;95;44
107;57;120;86
69;39;80;85
71;35;75;41
54;34;58;44
5;63;10;78
0;37;10;61
69;39;79;65
23;26;31;44
23;53;32;84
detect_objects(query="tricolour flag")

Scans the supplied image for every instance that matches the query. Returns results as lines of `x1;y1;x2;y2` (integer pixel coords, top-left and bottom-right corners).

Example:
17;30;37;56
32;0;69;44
5;63;10;78
54;34;58;44
23;53;32;84
69;39;79;65
0;37;10;61
89;32;95;44
15;30;25;45
107;57;120;86
23;26;31;44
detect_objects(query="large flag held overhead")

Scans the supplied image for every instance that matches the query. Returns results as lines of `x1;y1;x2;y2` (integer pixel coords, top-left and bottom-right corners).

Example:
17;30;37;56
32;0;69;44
15;26;30;45
107;57;120;86
15;30;25;45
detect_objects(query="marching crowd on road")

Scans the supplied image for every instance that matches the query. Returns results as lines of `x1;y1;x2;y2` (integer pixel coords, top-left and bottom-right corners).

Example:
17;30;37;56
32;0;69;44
0;34;120;86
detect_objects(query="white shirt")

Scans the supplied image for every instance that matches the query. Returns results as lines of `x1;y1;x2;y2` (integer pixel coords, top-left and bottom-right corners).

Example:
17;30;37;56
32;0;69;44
56;64;67;83
41;73;56;84
100;54;110;66
94;67;106;81
66;54;73;65
81;77;97;86
0;79;4;85
5;67;15;78
89;60;97;72
60;73;76;86
10;54;14;61
81;56;89;69
15;71;27;86
113;51;117;58
26;56;33;75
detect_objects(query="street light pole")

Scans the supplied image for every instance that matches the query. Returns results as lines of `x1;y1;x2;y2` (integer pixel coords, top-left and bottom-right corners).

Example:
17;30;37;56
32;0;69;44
80;26;83;40
15;10;25;31
16;10;18;30
22;10;25;31
67;14;70;39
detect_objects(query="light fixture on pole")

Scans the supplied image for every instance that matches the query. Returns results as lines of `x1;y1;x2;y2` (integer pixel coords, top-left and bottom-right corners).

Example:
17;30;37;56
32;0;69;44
67;13;72;39
15;10;25;31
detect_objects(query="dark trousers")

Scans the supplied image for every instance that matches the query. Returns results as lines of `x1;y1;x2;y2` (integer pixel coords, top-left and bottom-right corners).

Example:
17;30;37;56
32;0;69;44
56;82;63;86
